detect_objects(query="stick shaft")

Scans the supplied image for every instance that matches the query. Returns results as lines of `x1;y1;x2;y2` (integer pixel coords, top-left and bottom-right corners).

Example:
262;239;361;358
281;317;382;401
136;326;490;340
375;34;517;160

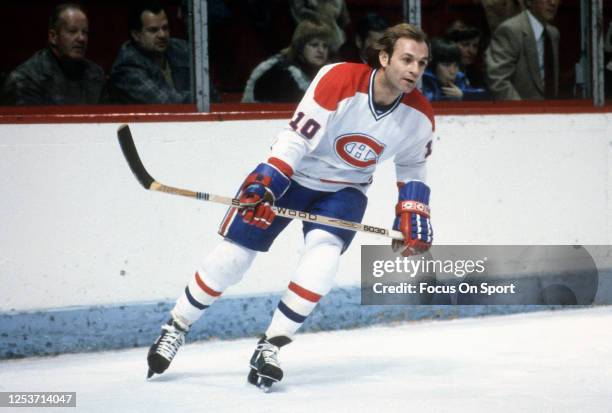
118;124;404;240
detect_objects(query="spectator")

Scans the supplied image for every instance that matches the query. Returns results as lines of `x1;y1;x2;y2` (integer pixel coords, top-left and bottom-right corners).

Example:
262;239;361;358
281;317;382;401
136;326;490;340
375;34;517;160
485;0;560;100
480;0;525;32
242;18;333;103
110;1;191;104
2;3;106;105
444;20;486;88
339;12;389;63
422;38;489;101
289;0;350;52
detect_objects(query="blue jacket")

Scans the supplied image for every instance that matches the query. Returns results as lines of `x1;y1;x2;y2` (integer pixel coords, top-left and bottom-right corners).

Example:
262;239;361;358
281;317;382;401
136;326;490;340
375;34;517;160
421;69;490;101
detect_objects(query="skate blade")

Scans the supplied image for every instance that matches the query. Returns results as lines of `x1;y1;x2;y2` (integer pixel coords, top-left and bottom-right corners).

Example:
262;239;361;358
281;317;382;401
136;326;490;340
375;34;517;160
147;369;155;379
257;376;276;393
258;383;272;393
247;370;277;392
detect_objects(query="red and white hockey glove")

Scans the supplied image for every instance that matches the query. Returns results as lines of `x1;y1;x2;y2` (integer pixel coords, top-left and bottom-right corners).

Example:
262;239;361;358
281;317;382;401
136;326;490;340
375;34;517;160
238;159;291;229
392;181;433;256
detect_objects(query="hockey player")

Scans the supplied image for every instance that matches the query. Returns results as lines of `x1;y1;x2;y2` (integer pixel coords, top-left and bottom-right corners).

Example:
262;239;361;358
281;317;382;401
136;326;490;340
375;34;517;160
147;23;434;391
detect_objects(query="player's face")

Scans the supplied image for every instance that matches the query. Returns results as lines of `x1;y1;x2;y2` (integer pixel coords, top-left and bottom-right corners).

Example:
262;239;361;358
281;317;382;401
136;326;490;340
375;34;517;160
49;9;89;60
132;10;170;54
302;38;329;68
456;37;479;65
379;37;429;94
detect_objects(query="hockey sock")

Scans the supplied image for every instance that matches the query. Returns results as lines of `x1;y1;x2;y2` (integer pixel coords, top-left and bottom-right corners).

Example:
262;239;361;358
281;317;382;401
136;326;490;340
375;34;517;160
265;229;343;338
172;239;257;325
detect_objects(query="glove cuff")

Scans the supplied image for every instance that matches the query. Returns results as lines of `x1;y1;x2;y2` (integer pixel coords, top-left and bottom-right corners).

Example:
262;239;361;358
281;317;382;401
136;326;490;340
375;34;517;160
396;200;430;217
398;180;430;204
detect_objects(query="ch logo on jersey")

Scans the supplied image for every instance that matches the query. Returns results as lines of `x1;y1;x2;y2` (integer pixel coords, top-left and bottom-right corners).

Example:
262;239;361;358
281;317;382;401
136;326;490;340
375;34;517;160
334;134;385;168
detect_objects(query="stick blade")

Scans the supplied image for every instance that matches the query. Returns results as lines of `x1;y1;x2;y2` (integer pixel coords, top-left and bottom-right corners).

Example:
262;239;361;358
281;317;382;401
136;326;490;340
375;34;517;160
117;124;155;189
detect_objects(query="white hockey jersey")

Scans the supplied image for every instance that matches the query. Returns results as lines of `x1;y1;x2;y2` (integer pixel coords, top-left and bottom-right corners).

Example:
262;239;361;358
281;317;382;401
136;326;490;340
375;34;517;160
269;62;434;194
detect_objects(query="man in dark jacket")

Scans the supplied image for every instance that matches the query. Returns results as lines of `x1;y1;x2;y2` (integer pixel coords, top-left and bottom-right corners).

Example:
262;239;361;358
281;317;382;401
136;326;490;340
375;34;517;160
2;3;106;105
110;2;191;104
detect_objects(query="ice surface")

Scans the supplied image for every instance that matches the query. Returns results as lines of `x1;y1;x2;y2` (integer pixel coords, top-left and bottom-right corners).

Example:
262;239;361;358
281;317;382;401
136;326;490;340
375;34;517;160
1;307;611;412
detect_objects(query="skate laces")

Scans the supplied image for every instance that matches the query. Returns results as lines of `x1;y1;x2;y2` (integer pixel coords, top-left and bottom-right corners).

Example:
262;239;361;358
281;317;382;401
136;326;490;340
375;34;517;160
156;323;186;361
258;341;280;367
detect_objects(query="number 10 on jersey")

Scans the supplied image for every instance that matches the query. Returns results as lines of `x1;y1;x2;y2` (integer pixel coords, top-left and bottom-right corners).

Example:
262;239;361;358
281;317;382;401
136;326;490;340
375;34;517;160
289;111;321;140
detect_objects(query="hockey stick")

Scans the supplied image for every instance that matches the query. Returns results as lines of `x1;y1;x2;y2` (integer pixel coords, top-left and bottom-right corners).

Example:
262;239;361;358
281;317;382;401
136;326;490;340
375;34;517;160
117;124;404;240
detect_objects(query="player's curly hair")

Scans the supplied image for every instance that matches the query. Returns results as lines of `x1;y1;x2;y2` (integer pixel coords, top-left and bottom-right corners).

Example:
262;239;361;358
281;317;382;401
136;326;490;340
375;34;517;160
366;23;429;68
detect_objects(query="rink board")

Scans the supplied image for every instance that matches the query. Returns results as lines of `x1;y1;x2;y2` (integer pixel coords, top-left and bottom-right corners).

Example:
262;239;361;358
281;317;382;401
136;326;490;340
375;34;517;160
0;286;591;359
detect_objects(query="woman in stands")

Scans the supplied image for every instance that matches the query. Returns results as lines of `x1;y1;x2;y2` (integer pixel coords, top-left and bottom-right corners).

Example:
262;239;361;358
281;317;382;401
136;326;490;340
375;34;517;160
444;20;487;89
242;18;333;103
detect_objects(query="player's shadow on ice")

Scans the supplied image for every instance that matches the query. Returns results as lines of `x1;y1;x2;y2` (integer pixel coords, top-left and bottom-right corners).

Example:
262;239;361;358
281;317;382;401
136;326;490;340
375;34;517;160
146;369;261;386
146;372;209;382
146;356;458;388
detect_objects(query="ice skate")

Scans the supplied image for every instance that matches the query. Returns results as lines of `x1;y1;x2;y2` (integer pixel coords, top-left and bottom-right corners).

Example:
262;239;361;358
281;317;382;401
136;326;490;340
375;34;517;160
247;335;292;392
146;318;189;379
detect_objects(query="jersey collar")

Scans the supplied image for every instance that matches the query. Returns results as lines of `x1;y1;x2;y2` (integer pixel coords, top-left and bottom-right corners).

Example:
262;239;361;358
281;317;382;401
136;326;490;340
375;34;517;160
368;68;403;121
